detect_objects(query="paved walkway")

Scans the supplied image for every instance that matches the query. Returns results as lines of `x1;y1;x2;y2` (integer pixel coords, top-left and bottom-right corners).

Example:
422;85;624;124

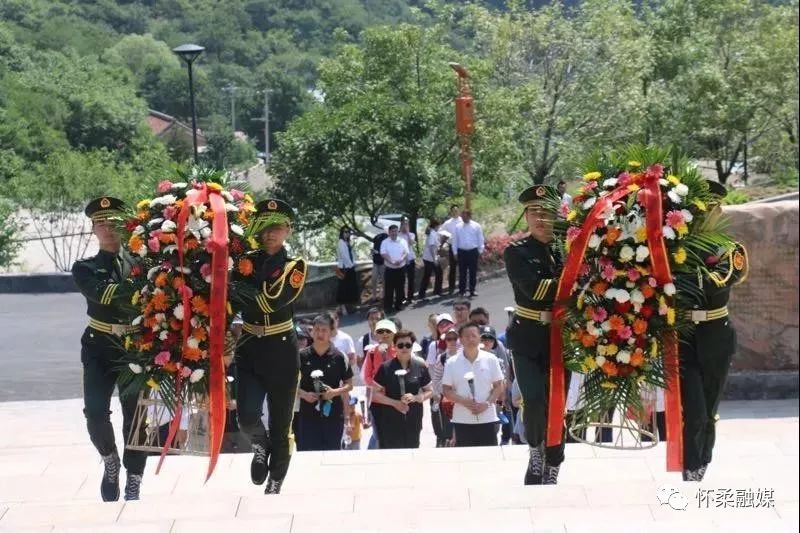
0;398;796;532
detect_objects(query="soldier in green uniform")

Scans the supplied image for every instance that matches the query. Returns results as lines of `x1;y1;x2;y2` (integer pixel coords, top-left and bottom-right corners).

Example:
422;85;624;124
678;180;749;481
233;199;307;494
503;185;567;485
72;197;145;501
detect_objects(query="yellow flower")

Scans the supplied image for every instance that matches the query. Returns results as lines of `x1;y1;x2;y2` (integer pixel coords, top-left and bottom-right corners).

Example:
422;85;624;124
675;223;689;237
650;339;658;357
667;175;681;186
634;227;647;243
693;199;707;212
146;378;160;390
227;302;233;315
583;356;597;370
136;199;151;210
582;171;602;182
637;375;646;384
605;344;619;356
244;194;253;203
628;160;641;168
247;236;259;250
667;307;676;325
577;293;585;310
124;336;131;351
627;184;640;193
207;183;223;192
566;210;578;221
600;381;618;389
672;247;687;264
131;290;140;306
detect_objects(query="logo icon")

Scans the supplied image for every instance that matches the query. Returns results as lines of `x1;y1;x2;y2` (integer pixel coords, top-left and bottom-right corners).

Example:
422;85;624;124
656;485;689;511
267;200;278;210
100;197;111;208
536;186;546;197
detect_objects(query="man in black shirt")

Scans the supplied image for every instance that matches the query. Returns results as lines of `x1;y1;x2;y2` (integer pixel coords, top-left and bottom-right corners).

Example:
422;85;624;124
371;230;389;303
296;314;354;451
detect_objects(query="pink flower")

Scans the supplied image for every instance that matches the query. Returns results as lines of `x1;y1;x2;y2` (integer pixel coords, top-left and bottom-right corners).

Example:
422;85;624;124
627;268;641;281
157;180;173;193
618;326;633;340
601;264;616;282
583;181;598;192
648;277;657;287
154;351;171;366
231;189;245;201
147;237;160;252
179;285;193;300
646;164;664;181
665;210;685;228
592;307;608;322
566;226;581;243
180;365;192;378
618;172;632;187
598;256;612;268
163;205;177;220
200;263;212;281
579;263;591;276
559;203;570;217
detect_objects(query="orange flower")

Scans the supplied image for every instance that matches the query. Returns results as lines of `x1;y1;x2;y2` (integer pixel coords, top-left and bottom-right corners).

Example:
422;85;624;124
163;362;178;374
237;210;249;225
137;211;149;221
608;314;625;332
580;333;597;347
238;258;254;276
633;319;648;335
630;349;645;367
175;199;184;210
192;327;208;342
185;238;199;251
139;342;153;352
128;235;144;252
203;209;215;221
171;276;185;291
154;272;168;288
191;295;208;316
604;227;622;245
143;315;158;329
151;291;170;311
170;318;182;331
183;346;202;361
640;284;655;299
591;281;609;296
158;232;175;244
602;361;619;376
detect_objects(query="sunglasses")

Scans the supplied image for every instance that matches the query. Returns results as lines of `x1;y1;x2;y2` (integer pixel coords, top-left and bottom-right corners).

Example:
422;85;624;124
395;342;413;349
445;337;458;342
376;329;393;335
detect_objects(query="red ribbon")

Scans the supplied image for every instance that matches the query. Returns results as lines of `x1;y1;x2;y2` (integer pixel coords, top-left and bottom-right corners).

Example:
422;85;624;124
156;183;229;481
548;166;683;472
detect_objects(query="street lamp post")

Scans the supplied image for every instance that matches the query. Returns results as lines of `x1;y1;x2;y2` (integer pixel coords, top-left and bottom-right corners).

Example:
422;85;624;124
173;44;205;164
449;62;475;212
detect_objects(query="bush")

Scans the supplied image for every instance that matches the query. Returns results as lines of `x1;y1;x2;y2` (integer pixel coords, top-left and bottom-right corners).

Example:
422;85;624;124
0;197;22;270
722;190;750;205
480;231;527;269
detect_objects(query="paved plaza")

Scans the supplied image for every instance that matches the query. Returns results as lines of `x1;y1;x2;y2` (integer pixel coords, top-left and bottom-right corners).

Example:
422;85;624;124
0;397;796;532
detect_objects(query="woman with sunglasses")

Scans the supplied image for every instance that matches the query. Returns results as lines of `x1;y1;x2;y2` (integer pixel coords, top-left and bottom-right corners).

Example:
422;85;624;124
361;319;400;449
371;330;433;449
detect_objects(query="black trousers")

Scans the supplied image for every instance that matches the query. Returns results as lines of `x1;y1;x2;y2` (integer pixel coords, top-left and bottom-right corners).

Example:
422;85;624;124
81;328;147;475
447;248;458;293
453;422;498;447
680;320;736;470
508;317;569;466
457;248;479;295
296;414;344;451
405;261;416;301
236;331;300;481
430;401;453;446
418;260;443;298
383;267;405;312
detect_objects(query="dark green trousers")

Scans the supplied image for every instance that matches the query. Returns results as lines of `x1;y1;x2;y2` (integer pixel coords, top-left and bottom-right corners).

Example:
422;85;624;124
680;319;736;471
508;317;569;466
236;331;300;481
81;328;147;475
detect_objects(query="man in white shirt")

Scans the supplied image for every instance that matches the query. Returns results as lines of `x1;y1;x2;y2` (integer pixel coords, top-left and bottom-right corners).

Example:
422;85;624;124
442;322;504;447
398;216;417;304
557;180;572;212
379;224;409;313
441;205;462;295
330;311;357;369
452;210;485;298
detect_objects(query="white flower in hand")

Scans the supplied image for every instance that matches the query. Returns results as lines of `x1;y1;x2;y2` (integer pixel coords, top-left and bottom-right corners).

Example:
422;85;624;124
378;343;389;352
310;370;324;379
464;371;475;382
394;369;408;377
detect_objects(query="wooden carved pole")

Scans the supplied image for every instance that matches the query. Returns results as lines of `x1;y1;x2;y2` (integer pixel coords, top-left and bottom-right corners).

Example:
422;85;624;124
450;63;475;212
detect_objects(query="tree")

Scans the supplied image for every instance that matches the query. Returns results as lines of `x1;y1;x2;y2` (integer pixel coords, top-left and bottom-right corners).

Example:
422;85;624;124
0;197;22;270
202;115;257;171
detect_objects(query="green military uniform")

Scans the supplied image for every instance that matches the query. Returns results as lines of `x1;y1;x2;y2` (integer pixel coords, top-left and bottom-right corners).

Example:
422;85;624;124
233;199;307;494
503;184;568;485
71;196;145;502
678;184;748;481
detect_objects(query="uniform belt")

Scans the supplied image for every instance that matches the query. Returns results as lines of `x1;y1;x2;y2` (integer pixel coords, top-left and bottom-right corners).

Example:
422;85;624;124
243;319;294;337
514;305;552;324
683;306;729;323
88;318;140;336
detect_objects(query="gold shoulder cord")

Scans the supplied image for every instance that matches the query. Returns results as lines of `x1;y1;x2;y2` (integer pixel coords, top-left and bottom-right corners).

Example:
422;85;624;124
265;260;298;298
708;247;735;288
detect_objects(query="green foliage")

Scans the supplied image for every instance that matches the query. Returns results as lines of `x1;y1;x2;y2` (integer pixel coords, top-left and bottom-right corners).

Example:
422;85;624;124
202;115;257;171
0;197;23;270
722;190;751;205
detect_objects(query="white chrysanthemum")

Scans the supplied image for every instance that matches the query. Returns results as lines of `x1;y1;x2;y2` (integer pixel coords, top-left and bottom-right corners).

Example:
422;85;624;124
635;245;650;263
221;191;234;202
147;218;164;228
161;220;177;233
614;289;631;303
227;257;234;271
171;182;187;190
600;319;612;332
619;245;635;262
131;315;143;326
187;337;200;349
159;330;169;341
659;178;669;187
667;190;682;204
680;209;694;223
230;224;244;236
595;355;607;367
630;289;645;304
675;184;689;196
603;178;618;188
176;266;192;274
189;368;205;383
582;197;597;210
173;304;184;320
310;369;324;379
192;204;207;217
663;282;676;296
663;226;676;240
588;234;602;249
155;313;166;323
625;281;635;289
128;363;143;374
225;203;239;212
133;225;146;236
147;266;161;280
191;316;200;328
617;350;631;364
200;227;212;240
163;245;177;255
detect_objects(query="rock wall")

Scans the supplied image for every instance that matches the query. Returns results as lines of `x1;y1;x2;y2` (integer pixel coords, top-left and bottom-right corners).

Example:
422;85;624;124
724;200;799;373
